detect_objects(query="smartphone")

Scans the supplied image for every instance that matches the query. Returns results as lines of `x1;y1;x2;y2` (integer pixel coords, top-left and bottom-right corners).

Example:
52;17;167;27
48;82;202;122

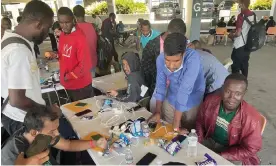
91;134;102;141
136;152;157;165
25;134;52;158
75;109;92;117
174;135;187;143
75;102;88;107
126;105;142;112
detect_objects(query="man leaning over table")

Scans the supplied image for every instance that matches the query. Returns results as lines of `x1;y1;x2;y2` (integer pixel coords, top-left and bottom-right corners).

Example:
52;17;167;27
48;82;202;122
147;32;205;132
1;0;53;135
196;73;262;165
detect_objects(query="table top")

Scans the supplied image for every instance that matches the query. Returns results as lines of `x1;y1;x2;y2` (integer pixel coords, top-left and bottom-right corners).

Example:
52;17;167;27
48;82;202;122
226;26;236;30
120;28;136;33
92;72;128;93
61;96;234;166
39;61;64;93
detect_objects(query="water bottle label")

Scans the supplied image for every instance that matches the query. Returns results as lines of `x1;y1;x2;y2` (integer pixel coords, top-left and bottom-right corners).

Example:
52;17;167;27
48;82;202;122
188;139;197;146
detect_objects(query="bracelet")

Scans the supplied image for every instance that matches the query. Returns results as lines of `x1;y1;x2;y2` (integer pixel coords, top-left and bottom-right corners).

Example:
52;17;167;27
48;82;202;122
173;128;179;133
90;140;96;148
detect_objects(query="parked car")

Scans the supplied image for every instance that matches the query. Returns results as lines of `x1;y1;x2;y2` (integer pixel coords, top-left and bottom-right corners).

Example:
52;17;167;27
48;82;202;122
218;0;235;10
155;2;180;20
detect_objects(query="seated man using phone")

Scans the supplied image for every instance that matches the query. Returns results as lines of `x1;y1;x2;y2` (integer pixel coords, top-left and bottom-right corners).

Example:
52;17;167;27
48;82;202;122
1;105;107;165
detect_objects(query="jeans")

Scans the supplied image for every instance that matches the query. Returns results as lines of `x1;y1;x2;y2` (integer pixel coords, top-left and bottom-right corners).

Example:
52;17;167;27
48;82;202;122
231;46;251;77
110;39;119;62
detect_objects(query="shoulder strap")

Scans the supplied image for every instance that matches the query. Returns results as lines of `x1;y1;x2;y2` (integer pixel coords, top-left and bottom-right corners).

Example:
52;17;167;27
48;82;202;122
1;96;9;112
243;12;257;26
1;36;33;112
1;36;33;53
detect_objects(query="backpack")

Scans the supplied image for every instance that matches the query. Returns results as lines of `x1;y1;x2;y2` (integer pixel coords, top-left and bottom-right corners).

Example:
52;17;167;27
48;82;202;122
242;13;266;52
1;36;33;112
97;35;113;70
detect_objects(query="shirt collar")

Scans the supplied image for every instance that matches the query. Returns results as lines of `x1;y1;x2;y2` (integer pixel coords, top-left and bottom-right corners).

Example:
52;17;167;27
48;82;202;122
71;26;76;33
142;29;152;38
165;59;184;73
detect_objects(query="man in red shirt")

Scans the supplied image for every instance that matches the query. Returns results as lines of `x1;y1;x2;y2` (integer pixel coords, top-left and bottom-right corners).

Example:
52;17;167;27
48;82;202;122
228;0;254;78
196;73;262;165
56;7;93;101
73;5;98;77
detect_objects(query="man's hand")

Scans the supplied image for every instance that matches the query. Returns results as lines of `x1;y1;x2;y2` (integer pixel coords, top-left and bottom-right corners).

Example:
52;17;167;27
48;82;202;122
95;138;107;149
179;128;189;135
107;90;118;97
228;33;234;40
45;51;58;60
147;112;161;123
15;150;50;165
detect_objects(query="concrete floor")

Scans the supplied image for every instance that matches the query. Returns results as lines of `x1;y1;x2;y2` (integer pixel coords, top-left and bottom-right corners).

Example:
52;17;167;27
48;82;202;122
40;40;276;164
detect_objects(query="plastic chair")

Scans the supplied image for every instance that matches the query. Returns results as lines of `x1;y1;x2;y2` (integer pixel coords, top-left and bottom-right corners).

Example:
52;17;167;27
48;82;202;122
214;27;228;46
259;113;267;135
265;27;276;46
223;58;233;70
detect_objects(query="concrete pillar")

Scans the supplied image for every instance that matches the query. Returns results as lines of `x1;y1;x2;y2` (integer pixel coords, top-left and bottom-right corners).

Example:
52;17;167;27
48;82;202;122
271;0;276;18
185;0;203;41
54;1;59;13
1;5;6;15
56;0;64;8
107;0;115;14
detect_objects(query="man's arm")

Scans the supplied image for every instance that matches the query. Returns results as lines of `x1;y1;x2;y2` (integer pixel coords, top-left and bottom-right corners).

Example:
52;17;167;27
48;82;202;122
116;81;139;102
64;37;91;81
7;47;40;111
232;15;243;38
9;89;39;111
174;52;203;129
154;54;167;113
196;103;206;143
54;137;105;152
221;119;262;162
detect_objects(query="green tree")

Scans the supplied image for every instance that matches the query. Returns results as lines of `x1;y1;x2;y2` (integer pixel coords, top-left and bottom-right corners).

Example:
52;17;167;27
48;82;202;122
249;0;272;10
85;0;147;15
85;1;108;15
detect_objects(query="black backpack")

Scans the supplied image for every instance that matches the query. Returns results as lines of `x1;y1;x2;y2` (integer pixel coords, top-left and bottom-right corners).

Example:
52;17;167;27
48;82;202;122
242;13;266;52
97;36;113;70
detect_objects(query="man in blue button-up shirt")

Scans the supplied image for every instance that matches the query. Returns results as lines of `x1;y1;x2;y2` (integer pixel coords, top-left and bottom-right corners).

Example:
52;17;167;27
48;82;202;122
147;33;205;131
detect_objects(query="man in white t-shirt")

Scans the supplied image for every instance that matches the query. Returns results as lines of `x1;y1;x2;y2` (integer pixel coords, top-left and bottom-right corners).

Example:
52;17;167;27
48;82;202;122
1;1;54;135
228;0;254;78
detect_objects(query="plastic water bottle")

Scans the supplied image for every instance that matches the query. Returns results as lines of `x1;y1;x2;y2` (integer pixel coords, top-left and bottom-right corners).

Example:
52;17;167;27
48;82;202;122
110;65;115;74
187;129;198;157
125;150;133;164
141;122;150;137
